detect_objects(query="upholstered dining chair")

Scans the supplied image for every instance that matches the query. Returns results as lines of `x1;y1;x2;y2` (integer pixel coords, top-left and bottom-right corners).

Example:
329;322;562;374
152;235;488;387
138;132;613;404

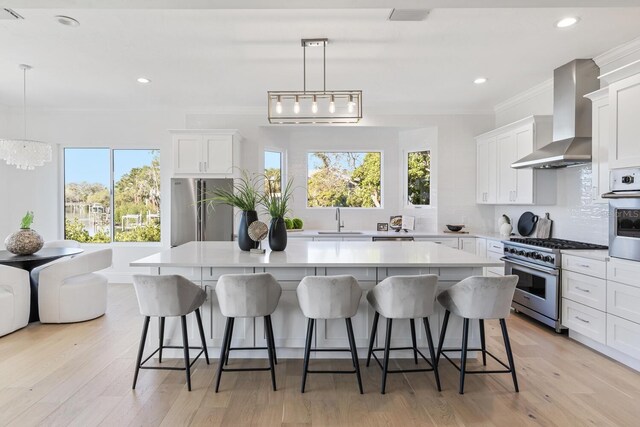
0;265;30;337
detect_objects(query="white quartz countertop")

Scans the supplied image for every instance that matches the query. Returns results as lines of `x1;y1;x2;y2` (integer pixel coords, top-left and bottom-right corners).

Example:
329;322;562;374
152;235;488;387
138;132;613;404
286;229;507;240
561;249;610;261
130;241;503;268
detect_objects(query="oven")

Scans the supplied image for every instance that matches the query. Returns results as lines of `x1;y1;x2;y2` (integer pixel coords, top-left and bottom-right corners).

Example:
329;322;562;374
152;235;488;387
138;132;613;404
603;168;640;262
503;258;561;331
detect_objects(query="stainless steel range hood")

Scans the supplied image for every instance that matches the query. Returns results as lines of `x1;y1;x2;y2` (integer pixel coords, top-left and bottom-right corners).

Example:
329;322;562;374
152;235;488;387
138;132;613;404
512;59;600;169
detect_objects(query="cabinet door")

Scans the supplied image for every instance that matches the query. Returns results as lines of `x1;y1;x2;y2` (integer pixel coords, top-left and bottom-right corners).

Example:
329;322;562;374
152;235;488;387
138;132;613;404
173;134;203;174
487;137;498;203
497;132;517;204
592;99;610;202
610;73;640;169
476;138;489;203
475;238;487;258
514;125;534;204
203;134;233;174
459;238;477;254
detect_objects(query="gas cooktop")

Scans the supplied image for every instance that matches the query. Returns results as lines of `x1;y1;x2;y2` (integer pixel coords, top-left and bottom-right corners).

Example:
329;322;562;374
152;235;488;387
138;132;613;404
507;238;608;250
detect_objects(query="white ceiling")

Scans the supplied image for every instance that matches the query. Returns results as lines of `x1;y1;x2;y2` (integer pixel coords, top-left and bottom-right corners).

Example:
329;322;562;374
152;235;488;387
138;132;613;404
1;6;640;113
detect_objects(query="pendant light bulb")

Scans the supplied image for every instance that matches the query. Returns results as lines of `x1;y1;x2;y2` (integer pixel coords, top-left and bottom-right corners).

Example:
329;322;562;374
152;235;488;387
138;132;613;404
293;96;300;114
275;96;282;114
347;95;355;113
329;95;336;113
312;95;318;114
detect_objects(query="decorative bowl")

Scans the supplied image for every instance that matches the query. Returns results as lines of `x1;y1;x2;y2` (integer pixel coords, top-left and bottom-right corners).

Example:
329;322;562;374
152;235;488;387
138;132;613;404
446;224;465;232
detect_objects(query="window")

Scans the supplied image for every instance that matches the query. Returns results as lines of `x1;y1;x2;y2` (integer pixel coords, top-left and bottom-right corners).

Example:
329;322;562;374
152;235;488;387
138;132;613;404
307;151;382;208
264;150;283;195
64;148;160;243
406;150;431;206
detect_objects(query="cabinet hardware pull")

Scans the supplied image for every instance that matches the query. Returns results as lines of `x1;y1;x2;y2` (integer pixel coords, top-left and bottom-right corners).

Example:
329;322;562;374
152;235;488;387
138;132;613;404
575;316;590;324
575;286;591;293
523;295;530;300
577;264;591;268
204;161;207;171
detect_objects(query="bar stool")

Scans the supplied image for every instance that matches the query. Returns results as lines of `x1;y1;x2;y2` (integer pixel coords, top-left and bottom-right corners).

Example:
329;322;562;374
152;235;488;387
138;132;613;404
366;274;441;394
214;272;282;392
131;275;209;391
436;275;519;395
297;275;363;394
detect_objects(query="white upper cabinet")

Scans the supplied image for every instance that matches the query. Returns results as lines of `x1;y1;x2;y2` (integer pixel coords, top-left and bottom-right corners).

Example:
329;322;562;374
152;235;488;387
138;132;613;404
171;130;242;176
476;116;555;205
609;73;640;170
585;88;610;203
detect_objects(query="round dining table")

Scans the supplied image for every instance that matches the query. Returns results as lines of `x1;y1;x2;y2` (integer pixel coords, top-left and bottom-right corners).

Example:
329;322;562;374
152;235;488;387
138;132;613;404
0;247;83;322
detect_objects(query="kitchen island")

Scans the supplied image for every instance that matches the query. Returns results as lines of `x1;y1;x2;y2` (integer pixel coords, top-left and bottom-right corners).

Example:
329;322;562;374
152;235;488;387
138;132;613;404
131;240;502;358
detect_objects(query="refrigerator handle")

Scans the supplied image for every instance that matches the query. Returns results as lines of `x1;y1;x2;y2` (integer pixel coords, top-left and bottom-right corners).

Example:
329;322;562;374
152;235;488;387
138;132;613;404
196;180;202;241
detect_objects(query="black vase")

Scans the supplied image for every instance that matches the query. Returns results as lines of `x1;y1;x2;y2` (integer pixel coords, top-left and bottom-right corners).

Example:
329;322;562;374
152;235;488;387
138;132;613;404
238;210;259;251
268;217;287;251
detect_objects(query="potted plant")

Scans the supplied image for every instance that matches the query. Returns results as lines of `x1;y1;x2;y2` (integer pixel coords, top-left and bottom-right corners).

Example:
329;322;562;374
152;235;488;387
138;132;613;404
4;211;44;255
261;177;294;251
205;171;261;251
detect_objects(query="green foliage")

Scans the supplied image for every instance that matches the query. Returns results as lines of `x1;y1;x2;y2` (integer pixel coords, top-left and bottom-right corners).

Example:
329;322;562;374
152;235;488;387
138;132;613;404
407;151;431;205
261;176;294;219
115;222;161;242
203;170;261;211
292;218;303;229
20;211;34;229
284;218;294;229
264;168;281;194
348;153;381;208
64;218;110;243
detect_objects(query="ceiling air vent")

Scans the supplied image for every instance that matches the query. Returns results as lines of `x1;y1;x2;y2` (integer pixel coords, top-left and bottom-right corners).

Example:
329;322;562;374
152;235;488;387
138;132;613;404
1;8;24;20
388;9;429;22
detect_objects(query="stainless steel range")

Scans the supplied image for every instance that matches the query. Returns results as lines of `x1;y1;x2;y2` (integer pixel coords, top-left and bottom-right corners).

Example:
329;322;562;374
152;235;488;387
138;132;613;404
502;238;607;332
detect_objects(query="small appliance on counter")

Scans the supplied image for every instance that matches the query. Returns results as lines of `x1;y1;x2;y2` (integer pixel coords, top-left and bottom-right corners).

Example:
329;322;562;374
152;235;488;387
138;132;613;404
603;168;640;262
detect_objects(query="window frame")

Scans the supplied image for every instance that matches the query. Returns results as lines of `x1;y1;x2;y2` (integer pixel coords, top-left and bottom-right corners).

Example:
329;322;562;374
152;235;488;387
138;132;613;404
305;149;385;210
61;146;162;246
402;148;435;210
264;147;286;195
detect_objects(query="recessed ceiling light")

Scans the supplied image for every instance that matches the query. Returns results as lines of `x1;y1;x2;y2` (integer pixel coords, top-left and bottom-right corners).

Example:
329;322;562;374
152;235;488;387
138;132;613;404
474;77;488;85
55;15;80;27
137;77;151;84
556;17;579;28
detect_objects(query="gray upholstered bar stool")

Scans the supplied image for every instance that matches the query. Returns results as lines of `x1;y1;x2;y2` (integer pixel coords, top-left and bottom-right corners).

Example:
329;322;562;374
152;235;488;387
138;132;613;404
131;275;209;392
297;275;363;394
366;274;441;394
214;272;282;392
436;275;519;395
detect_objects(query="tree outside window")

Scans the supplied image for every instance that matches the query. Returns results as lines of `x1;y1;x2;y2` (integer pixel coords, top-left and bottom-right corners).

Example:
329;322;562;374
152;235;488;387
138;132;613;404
407;150;431;206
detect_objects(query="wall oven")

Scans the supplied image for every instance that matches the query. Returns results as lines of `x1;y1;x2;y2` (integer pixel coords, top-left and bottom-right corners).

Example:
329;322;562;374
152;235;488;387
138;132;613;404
603;168;640;262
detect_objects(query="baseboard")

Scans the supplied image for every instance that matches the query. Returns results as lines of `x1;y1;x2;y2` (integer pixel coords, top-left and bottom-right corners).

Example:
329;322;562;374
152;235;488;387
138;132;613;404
569;330;640;372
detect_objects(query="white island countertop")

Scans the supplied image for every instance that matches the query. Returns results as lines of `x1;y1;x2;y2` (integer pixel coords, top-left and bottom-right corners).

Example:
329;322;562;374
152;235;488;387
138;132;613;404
130;240;503;269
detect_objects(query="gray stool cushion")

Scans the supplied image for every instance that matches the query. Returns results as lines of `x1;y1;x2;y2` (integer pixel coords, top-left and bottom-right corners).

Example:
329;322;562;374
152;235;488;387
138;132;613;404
215;273;282;318
132;274;206;317
366;275;439;319
297;275;362;319
437;275;518;320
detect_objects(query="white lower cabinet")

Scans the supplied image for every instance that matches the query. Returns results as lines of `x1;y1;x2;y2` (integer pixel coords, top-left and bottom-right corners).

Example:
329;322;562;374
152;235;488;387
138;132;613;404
607;281;640;325
413;237;458;248
607;314;640;360
562;270;606;311
458;237;477;254
562;298;606;344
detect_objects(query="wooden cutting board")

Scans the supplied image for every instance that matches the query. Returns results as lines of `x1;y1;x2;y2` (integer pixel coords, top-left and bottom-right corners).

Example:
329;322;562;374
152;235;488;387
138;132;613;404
536;213;553;239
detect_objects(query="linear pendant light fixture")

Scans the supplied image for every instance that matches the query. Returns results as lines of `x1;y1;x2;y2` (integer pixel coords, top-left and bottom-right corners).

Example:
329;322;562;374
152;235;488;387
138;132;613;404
0;64;52;170
267;38;362;124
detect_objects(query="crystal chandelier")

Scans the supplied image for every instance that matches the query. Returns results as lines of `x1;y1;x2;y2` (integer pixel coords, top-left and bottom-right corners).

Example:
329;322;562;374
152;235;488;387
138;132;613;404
0;64;52;170
267;38;362;124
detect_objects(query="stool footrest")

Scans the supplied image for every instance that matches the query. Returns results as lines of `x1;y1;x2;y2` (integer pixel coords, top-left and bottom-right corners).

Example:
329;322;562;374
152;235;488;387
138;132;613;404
307;369;357;374
140;346;205;370
221;366;272;372
440;348;511;372
371;347;435;373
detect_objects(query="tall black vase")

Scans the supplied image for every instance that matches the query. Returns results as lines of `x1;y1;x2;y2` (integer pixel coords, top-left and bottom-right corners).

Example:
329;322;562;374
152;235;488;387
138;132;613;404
238;210;259;251
268;217;287;251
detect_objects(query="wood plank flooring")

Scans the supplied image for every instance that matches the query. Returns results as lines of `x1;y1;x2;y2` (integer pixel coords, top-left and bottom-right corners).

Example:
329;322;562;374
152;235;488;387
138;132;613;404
1;283;640;426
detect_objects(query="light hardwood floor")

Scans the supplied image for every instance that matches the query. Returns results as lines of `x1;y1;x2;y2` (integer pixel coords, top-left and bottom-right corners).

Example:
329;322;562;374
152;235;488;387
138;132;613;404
1;283;640;426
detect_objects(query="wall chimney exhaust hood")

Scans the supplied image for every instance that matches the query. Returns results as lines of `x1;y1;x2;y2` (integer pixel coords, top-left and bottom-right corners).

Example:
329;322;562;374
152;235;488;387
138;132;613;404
512;59;600;169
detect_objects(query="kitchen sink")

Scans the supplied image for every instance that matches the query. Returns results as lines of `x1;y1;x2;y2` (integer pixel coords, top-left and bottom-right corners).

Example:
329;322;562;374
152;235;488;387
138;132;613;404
317;231;363;235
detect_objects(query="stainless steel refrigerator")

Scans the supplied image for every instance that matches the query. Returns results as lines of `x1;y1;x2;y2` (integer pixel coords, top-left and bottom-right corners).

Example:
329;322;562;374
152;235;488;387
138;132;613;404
171;178;234;247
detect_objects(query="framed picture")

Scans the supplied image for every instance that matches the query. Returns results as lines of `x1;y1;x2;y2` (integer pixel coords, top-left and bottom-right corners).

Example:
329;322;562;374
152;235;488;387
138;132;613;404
377;222;388;231
389;215;403;230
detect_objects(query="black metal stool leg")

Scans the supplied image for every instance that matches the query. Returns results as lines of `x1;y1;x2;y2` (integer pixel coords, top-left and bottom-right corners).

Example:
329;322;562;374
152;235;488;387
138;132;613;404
381;318;393;394
346;318;363;394
366;312;379;367
500;319;519;393
436;310;450;366
180;315;192;391
215;317;232;393
266;315;278;365
158;317;165;363
410;319;418;365
265;316;277;391
459;318;470;395
224;317;235;366
479;319;487;366
423;317;441;392
132;316;150;389
195;308;209;364
301;318;314;393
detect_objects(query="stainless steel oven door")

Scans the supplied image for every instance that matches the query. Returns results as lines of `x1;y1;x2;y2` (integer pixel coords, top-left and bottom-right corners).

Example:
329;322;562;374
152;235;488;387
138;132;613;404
607;197;640;262
503;258;560;322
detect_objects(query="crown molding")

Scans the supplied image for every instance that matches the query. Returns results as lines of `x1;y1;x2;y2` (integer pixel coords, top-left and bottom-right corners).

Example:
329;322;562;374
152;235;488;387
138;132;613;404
594;36;640;69
493;78;553;115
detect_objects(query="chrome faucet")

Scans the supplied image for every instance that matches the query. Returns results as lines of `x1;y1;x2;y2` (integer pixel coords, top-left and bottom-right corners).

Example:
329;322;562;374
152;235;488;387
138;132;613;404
336;207;344;232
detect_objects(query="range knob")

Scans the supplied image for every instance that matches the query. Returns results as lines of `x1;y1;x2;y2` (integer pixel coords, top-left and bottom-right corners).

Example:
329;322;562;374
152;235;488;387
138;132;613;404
533;253;543;260
509;248;517;254
525;252;533;258
517;250;526;256
543;255;553;263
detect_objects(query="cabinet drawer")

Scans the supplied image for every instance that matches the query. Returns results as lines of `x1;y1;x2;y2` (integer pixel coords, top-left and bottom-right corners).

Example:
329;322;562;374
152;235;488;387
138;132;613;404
262;267;316;281
607;258;640;287
562;299;606;344
607;281;640;324
486;250;504;276
486;239;504;254
607;314;640;360
414;238;458;248
562;271;606;311
562;255;606;279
